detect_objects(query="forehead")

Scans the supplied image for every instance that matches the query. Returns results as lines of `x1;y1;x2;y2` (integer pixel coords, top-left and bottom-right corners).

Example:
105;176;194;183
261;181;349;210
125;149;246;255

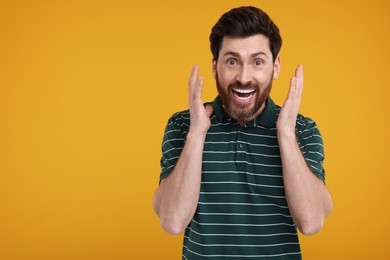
219;34;271;57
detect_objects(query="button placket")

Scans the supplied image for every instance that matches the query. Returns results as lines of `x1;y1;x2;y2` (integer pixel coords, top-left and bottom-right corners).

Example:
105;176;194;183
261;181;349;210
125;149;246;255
236;127;246;161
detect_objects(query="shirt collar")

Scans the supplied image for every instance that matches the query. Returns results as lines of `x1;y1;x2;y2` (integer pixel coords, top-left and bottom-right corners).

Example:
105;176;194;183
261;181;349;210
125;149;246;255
213;95;278;128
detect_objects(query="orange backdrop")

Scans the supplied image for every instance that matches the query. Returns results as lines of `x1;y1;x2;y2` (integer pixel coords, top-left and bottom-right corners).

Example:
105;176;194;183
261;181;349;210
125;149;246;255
0;0;389;259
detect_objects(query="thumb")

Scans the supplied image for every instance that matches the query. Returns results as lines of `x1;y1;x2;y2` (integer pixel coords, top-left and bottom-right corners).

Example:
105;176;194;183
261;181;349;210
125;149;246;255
205;105;214;117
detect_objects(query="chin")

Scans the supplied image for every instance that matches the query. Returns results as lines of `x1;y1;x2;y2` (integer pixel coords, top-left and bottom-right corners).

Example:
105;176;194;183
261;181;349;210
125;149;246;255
227;102;260;122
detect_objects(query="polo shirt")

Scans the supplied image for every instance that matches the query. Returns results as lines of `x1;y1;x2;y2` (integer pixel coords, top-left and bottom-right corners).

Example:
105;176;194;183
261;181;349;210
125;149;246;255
160;96;326;259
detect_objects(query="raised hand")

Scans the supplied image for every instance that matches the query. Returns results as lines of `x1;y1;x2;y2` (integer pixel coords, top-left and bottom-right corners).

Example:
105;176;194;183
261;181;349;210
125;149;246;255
276;64;333;235
188;65;214;135
277;64;304;134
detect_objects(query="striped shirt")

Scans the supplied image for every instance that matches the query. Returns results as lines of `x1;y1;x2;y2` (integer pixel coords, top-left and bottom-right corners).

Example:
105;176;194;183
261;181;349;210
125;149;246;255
160;96;326;259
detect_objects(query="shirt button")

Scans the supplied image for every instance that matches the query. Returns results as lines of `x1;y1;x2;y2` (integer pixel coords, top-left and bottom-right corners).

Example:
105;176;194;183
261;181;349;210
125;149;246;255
239;144;244;149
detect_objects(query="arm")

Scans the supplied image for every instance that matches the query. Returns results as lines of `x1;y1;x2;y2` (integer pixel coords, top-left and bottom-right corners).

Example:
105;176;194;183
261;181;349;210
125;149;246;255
277;65;333;236
153;65;213;235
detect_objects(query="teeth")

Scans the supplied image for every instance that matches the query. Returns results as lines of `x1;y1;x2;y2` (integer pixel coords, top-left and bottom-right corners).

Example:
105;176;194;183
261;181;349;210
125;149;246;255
233;88;255;94
235;94;252;100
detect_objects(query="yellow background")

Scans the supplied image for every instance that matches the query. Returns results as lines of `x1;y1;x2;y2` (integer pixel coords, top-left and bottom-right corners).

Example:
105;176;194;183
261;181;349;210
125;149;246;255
0;0;389;259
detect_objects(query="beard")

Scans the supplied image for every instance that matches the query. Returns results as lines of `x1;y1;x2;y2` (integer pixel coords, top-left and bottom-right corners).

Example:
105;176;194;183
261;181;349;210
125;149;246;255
216;73;273;123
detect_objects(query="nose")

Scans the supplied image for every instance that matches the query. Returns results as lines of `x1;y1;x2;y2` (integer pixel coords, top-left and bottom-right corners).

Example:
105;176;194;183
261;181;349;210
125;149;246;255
236;65;252;85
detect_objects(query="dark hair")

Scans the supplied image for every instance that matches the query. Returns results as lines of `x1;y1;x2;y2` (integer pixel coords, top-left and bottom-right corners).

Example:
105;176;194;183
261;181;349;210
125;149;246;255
209;6;282;62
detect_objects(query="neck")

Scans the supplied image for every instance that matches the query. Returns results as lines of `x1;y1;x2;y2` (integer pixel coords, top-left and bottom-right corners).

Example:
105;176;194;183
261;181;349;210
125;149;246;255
236;102;266;125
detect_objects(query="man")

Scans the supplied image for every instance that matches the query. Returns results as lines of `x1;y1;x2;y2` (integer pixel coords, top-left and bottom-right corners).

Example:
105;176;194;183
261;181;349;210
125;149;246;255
153;6;332;259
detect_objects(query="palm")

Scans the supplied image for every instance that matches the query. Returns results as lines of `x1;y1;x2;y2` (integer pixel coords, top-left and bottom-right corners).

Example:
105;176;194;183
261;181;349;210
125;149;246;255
188;65;213;135
277;65;304;133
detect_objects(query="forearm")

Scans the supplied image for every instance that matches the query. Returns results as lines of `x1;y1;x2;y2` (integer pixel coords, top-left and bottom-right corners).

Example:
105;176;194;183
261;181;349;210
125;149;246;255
278;130;333;236
153;131;206;235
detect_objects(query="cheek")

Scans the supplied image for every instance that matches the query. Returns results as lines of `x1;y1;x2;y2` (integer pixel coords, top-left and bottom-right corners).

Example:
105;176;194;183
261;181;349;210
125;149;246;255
257;76;269;85
217;69;236;86
256;71;274;86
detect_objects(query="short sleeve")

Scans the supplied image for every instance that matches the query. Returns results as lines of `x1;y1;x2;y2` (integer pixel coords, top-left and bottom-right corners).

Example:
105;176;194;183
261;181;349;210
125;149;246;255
296;115;326;182
159;112;188;182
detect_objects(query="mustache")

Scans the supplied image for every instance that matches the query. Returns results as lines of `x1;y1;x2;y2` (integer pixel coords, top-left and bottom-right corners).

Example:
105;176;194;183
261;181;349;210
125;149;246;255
228;81;259;89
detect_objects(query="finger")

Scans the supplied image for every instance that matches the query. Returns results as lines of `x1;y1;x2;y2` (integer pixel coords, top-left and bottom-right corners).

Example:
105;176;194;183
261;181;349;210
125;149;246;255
189;64;199;85
189;65;199;98
295;64;304;97
188;65;199;105
288;75;296;99
194;76;204;101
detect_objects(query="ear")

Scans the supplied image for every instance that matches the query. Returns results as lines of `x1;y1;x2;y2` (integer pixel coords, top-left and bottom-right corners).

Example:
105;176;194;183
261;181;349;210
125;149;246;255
212;59;217;79
273;55;281;80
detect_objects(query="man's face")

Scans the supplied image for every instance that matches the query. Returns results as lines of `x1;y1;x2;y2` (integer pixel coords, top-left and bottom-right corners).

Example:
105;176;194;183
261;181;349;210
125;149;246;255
213;34;280;124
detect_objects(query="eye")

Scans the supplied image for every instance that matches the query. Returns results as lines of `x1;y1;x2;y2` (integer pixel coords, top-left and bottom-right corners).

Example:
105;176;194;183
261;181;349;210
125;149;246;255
254;59;264;66
226;59;237;66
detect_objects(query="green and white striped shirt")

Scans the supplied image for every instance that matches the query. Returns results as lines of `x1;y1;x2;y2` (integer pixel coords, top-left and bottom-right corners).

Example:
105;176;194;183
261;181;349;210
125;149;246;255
160;96;325;259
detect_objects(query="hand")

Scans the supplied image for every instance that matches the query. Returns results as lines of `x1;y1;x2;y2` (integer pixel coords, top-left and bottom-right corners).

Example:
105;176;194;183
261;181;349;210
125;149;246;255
277;64;304;134
188;65;214;135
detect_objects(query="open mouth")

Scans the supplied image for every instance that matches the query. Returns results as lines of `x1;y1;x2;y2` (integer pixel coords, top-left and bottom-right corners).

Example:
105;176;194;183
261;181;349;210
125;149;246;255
232;88;256;101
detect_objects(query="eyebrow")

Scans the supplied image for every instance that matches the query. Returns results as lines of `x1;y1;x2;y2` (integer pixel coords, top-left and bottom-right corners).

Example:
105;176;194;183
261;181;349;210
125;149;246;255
223;51;269;58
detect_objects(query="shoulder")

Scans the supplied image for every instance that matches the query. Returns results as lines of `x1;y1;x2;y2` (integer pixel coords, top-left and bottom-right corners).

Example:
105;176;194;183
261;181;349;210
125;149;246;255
166;101;214;129
294;113;324;148
296;114;318;133
165;109;191;134
274;103;318;131
168;109;190;124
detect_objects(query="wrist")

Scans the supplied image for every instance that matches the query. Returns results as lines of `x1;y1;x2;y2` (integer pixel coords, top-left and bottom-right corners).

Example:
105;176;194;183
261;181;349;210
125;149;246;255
187;128;208;141
277;124;296;139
